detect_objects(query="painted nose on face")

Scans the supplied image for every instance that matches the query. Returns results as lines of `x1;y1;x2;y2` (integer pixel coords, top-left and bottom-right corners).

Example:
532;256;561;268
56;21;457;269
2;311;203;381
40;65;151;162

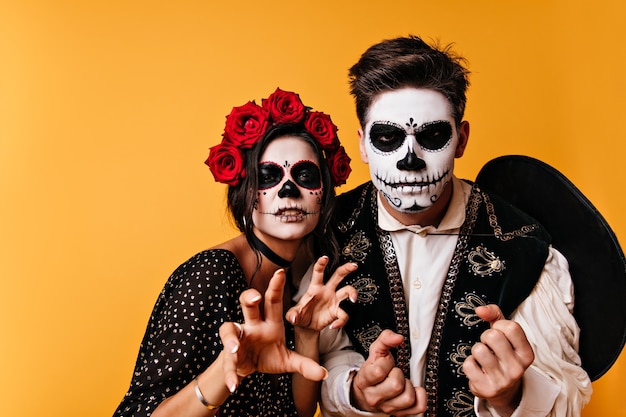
396;149;426;171
278;179;301;198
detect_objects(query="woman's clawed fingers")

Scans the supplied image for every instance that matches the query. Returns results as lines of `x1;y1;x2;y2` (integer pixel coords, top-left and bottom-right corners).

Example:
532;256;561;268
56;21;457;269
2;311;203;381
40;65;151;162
287;257;358;331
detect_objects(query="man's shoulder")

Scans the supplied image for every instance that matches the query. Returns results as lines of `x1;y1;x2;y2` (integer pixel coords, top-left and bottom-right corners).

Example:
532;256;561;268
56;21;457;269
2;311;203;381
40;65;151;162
334;181;374;223
467;180;552;242
336;181;372;203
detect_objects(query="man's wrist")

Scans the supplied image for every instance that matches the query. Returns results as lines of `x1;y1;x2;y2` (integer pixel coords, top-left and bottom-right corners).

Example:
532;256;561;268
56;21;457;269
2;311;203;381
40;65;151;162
349;369;372;412
487;380;523;417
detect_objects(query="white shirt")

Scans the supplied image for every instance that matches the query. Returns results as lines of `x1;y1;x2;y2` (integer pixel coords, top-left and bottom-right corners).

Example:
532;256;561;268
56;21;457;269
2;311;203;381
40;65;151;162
318;177;592;417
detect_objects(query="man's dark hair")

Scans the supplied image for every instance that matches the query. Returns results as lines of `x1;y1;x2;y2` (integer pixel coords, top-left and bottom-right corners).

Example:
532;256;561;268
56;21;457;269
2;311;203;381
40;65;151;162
349;35;470;127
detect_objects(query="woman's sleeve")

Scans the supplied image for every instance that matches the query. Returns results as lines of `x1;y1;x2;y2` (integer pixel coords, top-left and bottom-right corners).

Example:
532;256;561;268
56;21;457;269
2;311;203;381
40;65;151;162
113;251;245;417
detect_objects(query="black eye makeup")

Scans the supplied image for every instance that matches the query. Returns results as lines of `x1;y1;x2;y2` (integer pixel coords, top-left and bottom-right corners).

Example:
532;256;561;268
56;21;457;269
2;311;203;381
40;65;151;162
291;160;322;190
369;120;453;152
258;162;284;190
258;160;321;190
417;120;453;151
369;123;407;152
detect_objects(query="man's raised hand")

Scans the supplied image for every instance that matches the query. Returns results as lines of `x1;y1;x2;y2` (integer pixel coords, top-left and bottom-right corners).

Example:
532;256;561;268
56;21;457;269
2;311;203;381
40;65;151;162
351;330;427;416
463;304;535;417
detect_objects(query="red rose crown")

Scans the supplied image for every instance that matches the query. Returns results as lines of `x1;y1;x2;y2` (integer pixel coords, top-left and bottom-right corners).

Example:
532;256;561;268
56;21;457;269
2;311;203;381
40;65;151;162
205;88;351;187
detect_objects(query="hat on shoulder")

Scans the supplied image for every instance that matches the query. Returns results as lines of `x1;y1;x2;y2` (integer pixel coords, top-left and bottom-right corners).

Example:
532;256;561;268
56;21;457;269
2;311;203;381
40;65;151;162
476;155;626;381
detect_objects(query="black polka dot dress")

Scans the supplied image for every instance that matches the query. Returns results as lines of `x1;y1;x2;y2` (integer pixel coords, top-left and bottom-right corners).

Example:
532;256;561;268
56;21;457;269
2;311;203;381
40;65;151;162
113;249;299;416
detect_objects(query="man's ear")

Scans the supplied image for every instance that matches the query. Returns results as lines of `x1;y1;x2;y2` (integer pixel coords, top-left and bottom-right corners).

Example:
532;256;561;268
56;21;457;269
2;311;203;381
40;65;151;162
358;128;369;163
455;121;470;158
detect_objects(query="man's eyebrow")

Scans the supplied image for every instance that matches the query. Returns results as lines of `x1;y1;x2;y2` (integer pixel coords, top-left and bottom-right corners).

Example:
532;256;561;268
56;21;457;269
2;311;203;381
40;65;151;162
370;119;451;131
418;120;450;128
370;120;404;128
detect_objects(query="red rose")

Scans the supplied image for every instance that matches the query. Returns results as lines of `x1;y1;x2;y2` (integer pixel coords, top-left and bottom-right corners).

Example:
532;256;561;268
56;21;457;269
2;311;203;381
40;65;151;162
262;88;306;124
223;101;269;149
205;143;245;186
304;111;339;150
326;146;351;186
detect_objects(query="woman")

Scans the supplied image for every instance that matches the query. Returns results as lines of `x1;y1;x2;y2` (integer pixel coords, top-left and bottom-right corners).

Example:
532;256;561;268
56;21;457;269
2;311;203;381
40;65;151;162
114;88;355;417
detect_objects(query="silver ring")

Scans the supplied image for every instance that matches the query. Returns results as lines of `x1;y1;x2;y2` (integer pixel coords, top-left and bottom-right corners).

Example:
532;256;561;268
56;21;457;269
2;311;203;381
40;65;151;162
234;322;244;340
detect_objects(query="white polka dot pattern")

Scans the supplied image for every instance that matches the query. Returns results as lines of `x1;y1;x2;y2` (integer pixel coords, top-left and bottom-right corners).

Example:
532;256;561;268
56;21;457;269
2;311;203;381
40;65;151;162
113;249;299;416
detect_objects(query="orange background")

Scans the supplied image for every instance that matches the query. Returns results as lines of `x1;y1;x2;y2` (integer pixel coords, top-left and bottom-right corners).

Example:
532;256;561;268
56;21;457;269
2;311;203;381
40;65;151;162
1;1;624;416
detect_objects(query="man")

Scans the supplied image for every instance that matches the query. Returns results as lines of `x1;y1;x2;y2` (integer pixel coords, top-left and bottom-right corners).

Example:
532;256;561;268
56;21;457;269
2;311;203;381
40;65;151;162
318;35;592;417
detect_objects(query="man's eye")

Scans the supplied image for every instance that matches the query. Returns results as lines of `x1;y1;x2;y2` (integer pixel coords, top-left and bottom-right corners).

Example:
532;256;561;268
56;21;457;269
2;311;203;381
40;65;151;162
416;121;452;151
369;124;406;152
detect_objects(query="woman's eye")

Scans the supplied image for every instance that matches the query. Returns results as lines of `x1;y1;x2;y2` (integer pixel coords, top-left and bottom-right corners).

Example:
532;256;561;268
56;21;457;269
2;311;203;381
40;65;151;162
291;161;321;190
297;172;312;182
258;163;284;189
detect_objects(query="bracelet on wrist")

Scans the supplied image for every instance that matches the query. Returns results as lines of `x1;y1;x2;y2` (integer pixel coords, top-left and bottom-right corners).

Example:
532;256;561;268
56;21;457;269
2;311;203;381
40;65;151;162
194;376;221;410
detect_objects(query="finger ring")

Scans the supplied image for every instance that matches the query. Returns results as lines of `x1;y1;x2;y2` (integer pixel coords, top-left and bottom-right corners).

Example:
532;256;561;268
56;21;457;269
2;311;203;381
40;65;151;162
234;322;244;340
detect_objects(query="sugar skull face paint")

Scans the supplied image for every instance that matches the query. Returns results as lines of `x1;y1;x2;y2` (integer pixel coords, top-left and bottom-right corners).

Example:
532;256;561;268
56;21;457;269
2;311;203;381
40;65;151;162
258;160;322;192
369;120;453;153
360;88;466;214
253;136;323;241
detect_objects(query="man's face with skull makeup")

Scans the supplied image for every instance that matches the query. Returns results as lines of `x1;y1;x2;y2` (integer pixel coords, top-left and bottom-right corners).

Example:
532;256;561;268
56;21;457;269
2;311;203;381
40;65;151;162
359;87;468;214
252;136;323;241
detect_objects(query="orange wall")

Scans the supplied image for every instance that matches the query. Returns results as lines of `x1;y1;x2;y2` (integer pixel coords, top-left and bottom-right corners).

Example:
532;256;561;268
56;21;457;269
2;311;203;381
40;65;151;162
1;1;624;416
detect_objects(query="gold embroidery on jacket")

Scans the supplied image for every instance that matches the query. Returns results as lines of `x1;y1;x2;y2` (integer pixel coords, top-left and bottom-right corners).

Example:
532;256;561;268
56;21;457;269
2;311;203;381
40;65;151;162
342;231;370;262
355;325;382;353
468;245;505;276
449;342;472;377
455;293;487;327
351;276;378;304
446;390;475;417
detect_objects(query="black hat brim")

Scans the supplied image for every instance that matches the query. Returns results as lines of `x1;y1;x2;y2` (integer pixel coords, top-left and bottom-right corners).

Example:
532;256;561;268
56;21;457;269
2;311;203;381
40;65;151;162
476;155;626;381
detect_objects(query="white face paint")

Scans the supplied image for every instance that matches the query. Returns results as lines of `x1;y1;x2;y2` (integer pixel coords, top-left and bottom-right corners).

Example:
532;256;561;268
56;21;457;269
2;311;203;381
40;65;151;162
361;88;460;214
252;136;323;241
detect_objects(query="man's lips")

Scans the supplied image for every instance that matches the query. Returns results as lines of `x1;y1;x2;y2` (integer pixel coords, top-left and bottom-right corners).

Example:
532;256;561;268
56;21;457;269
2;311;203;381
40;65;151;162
377;169;450;189
389;181;433;188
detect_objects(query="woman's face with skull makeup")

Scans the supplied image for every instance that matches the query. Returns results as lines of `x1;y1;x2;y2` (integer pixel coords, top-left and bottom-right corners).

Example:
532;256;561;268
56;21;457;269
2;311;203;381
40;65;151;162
252;136;323;241
359;87;468;214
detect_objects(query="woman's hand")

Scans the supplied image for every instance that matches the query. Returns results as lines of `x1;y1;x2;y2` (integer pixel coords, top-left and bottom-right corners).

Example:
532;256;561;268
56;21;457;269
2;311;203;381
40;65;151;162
219;268;328;393
286;256;358;331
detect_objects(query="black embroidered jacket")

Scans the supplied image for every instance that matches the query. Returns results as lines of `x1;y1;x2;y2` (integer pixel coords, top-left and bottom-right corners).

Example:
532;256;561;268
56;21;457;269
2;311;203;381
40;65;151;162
333;181;550;417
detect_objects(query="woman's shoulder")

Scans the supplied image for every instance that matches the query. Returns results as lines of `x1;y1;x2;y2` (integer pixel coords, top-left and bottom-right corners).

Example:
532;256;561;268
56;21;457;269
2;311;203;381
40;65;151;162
165;248;245;288
181;248;241;267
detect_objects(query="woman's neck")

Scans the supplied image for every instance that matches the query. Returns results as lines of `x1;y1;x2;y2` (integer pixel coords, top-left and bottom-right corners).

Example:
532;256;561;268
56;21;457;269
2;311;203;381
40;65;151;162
244;230;301;292
250;232;293;268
